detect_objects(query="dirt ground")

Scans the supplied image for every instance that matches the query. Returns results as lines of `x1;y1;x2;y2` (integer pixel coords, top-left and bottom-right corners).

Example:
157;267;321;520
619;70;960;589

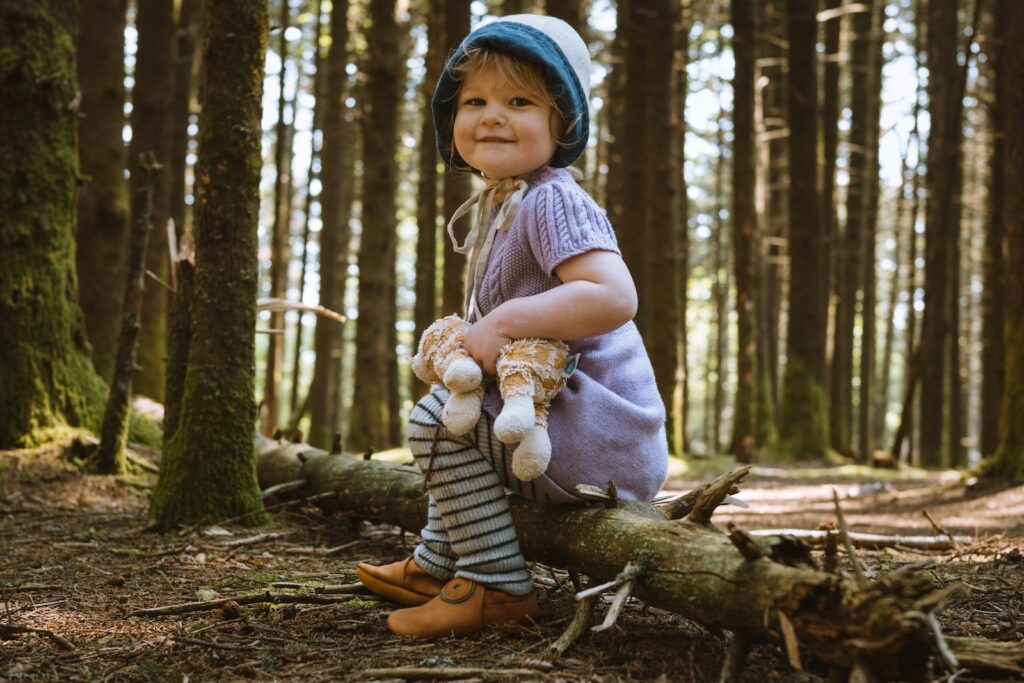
2;441;1022;682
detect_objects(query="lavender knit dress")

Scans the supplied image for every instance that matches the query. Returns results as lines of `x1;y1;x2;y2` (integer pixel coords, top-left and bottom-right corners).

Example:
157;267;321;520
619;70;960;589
470;167;669;503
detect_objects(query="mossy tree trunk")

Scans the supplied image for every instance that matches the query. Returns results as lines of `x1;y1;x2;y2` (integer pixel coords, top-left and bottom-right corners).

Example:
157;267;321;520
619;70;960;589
150;0;269;531
730;0;756;462
986;0;1024;483
307;0;352;450
131;0;176;401
777;0;829;460
348;0;401;451
75;0;128;382
0;0;108;448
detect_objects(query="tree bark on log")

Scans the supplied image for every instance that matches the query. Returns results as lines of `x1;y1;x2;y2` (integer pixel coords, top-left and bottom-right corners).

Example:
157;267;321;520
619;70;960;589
254;441;1022;678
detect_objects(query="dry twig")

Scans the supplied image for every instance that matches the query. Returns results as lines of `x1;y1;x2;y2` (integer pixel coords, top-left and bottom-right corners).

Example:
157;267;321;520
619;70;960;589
0;622;75;651
831;488;869;587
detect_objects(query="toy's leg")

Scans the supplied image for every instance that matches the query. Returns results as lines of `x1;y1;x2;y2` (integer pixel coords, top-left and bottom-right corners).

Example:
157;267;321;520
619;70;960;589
442;356;482;393
511;404;551;481
493;391;535;443
407;388;533;596
441;386;483;436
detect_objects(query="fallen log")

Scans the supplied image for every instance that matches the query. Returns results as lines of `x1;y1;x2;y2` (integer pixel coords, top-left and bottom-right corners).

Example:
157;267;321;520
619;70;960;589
255;441;1009;679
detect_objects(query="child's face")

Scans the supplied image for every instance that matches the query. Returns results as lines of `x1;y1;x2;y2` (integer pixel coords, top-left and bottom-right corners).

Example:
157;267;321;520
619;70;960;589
453;63;559;179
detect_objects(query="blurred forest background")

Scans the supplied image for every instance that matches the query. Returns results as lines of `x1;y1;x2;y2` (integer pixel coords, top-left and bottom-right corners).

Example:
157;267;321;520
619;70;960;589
3;0;1022;486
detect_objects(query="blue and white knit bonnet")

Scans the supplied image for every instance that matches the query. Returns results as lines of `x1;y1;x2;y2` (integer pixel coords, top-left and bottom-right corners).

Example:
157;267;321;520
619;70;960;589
432;14;592;171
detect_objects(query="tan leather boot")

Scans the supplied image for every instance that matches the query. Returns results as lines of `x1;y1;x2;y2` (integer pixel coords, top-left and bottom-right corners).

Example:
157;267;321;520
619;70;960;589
387;578;540;638
356;557;446;606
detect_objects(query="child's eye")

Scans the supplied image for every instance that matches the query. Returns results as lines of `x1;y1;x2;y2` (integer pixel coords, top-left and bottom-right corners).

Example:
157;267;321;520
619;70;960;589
463;97;485;106
510;97;532;106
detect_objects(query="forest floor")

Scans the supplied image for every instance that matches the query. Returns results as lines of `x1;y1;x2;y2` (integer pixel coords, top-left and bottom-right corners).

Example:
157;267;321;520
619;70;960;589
2;439;1023;682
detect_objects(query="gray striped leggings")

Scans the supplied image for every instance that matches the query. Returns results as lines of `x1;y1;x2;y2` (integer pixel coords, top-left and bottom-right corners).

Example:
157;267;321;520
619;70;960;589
407;387;535;596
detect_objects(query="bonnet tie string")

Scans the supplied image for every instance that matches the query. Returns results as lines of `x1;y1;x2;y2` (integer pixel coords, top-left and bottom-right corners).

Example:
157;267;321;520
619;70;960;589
446;175;529;320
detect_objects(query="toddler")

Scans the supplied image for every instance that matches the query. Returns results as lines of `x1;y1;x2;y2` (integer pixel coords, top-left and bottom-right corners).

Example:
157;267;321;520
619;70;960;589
357;13;668;638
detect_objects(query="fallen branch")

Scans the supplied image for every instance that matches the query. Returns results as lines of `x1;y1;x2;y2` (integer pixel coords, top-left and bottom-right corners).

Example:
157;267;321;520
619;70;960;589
129;590;377;617
745;529;972;551
256;297;344;322
946;636;1024;675
0;622;75;651
172;635;261;651
221;532;289;548
357;667;545;680
253;445;989;678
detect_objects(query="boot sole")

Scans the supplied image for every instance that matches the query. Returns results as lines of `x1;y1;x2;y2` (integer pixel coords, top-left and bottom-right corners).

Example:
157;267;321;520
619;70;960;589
356;566;439;607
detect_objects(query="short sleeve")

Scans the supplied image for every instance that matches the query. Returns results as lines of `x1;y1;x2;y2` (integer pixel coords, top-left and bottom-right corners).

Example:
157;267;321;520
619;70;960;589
525;182;620;276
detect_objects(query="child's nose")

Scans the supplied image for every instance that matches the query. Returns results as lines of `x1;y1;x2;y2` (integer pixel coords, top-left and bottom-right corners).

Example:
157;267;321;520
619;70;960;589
481;104;506;124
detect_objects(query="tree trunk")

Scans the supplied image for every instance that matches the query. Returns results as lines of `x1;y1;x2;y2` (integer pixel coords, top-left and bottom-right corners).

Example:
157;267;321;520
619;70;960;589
255;445;983;680
97;157;157;474
131;0;176;401
76;0;128;381
981;0;1006;459
307;0;351;450
858;0;883;463
0;0;107;448
642;0;680;455
731;0;756;462
919;0;960;469
168;0;201;245
876;145;912;448
441;0;472;318
710;91;726;458
149;0;269;530
821;0;840;354
831;1;863;458
758;0;787;419
777;0;828;459
261;0;295;435
985;0;1024;482
412;0;444;401
287;0;325;427
348;0;401;451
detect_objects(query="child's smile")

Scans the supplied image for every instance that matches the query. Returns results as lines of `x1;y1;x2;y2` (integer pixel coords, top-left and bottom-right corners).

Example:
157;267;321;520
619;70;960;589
453;64;559;179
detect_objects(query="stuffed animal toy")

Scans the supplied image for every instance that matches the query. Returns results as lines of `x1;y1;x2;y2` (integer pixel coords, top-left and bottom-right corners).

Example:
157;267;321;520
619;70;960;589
411;315;571;481
411;315;484;437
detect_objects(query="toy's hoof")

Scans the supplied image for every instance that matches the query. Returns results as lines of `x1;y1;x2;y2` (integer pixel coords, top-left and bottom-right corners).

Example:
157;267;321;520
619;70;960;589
511;429;551;482
443;359;482;393
493;395;534;444
442;392;482;436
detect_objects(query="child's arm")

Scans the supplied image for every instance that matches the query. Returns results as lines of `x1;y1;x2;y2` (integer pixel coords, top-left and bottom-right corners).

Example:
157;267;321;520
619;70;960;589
464;250;637;374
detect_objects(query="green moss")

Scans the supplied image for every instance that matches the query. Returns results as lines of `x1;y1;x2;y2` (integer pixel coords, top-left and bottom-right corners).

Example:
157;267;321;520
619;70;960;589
150;372;267;531
774;357;830;461
0;3;107;449
128;411;163;448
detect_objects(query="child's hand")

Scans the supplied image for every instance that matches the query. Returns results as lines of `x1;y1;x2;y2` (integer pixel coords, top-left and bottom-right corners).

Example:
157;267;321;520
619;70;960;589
464;314;509;375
